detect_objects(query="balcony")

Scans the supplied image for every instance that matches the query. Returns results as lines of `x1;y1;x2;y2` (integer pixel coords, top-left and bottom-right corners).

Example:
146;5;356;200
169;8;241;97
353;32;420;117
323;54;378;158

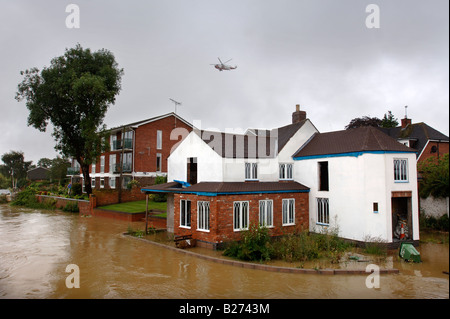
114;163;132;173
112;138;133;150
67;167;81;175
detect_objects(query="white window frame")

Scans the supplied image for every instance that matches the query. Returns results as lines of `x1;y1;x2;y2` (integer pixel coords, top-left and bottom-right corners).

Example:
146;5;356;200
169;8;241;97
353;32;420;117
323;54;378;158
197;201;210;232
91;163;96;174
233;201;249;231
317;197;329;226
100;156;105;173
279;163;293;180
109;154;116;173
100;177;105;188
110;134;117;151
259;199;273;227
110;177;116;189
91;177;96;188
180;199;191;229
394;158;408;182
157;130;162;150
245;162;258;180
282;198;295;226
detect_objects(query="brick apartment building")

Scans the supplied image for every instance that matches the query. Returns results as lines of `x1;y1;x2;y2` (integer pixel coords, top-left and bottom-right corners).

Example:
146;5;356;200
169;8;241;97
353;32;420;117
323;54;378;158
68;112;192;190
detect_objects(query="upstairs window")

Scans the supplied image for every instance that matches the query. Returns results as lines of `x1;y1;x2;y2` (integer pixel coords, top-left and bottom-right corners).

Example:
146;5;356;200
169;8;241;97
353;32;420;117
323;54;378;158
157;130;162;150
279;163;293;180
245;162;258;180
394;159;408;182
318;161;329;191
100;156;105;173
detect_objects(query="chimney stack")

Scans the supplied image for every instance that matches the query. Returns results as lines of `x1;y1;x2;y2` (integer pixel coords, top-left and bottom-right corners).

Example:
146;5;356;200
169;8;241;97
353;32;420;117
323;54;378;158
292;104;306;124
401;117;411;128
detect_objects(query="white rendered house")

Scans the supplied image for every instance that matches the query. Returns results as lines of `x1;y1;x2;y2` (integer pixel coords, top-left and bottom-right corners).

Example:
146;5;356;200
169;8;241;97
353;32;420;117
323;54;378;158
293;126;419;244
145;106;419;247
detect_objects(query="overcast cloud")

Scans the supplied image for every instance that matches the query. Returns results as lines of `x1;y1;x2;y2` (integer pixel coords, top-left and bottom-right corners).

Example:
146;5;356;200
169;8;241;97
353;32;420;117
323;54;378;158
0;0;448;164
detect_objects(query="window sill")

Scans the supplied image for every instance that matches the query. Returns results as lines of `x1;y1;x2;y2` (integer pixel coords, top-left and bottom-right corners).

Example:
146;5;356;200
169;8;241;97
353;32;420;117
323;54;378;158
394;180;409;183
316;222;329;226
179;226;191;229
282;223;295;227
196;228;210;233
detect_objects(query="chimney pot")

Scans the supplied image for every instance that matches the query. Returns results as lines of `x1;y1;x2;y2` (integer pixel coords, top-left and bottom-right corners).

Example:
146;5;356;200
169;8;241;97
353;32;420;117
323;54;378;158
296;104;300;112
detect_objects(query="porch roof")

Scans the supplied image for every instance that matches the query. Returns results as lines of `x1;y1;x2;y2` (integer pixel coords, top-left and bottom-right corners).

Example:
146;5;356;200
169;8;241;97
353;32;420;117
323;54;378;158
141;181;309;196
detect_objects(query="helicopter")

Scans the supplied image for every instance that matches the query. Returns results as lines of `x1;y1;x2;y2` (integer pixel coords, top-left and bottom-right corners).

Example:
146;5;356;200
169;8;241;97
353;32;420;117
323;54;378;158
210;58;237;71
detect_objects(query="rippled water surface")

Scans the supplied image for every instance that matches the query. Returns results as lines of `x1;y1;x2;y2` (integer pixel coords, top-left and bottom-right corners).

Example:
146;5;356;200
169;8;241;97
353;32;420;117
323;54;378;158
0;204;448;299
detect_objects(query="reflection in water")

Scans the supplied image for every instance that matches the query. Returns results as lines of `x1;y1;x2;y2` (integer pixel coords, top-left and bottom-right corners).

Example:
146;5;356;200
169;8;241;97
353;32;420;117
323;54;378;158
0;204;448;299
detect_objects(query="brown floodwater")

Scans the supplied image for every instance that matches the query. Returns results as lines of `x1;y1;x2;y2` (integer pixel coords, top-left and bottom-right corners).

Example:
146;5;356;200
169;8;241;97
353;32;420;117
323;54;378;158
0;204;448;299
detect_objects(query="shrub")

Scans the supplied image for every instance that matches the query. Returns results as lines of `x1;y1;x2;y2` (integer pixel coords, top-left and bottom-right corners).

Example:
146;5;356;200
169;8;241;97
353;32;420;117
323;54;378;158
271;232;320;262
0;194;8;204
71;183;82;196
420;214;449;232
223;224;273;262
11;188;56;210
63;201;79;213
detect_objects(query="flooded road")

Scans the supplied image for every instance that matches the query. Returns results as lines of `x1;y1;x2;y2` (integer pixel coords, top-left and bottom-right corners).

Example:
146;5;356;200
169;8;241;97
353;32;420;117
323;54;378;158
0;204;448;299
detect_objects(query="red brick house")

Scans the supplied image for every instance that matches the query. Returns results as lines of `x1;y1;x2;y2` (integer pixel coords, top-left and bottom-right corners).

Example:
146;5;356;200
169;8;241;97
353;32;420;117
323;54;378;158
142;181;310;249
378;116;449;164
68;112;192;190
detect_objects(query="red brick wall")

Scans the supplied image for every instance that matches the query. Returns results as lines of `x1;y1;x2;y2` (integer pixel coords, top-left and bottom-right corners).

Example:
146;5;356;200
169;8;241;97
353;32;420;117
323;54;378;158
93;188;146;207
173;192;309;247
418;141;449;163
134;115;192;173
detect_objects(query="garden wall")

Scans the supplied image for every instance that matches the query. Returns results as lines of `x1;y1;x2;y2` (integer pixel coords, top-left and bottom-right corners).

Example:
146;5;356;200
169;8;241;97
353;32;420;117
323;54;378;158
420;195;449;218
92;188;146;207
36;195;92;215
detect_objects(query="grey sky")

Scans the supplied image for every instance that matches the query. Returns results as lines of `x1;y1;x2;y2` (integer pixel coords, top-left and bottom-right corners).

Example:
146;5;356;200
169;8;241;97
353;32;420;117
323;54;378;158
0;0;448;164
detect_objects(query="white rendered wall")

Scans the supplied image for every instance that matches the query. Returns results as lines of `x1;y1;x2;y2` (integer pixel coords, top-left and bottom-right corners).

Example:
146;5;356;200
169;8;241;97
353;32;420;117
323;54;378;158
294;152;419;243
168;132;224;183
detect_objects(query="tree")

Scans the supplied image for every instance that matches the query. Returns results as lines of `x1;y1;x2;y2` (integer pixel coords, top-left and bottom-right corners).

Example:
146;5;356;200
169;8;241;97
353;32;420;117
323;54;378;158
37;158;53;168
345;116;382;130
418;153;449;198
16;44;123;194
380;111;399;128
49;156;71;185
0;151;32;189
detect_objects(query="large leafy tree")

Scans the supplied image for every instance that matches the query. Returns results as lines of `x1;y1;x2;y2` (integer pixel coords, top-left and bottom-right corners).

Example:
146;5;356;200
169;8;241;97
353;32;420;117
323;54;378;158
16;44;123;194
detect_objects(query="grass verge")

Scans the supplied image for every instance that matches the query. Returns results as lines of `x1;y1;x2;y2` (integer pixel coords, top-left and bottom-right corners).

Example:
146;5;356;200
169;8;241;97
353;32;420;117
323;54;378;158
98;200;167;213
